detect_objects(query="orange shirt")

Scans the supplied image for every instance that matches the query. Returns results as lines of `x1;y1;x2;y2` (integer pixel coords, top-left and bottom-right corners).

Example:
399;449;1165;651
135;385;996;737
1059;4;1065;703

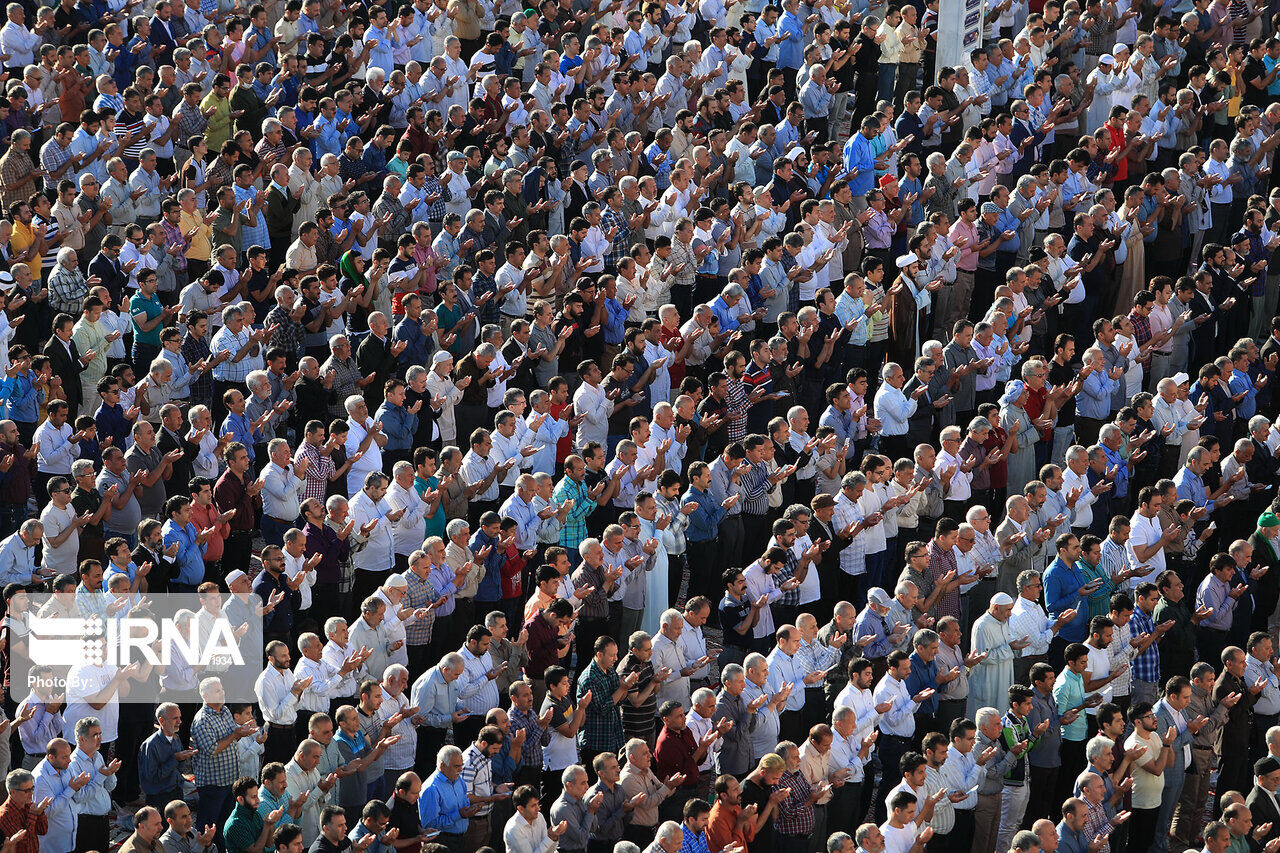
707;802;754;853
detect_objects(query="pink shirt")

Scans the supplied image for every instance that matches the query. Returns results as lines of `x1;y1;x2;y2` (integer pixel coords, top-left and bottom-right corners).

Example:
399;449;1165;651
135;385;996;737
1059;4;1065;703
950;218;981;271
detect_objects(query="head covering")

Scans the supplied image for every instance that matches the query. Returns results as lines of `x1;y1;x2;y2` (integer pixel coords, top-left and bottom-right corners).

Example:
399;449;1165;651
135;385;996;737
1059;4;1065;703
879;174;897;187
1000;380;1026;406
338;250;368;288
812;494;836;510
385;575;408;589
896;253;918;269
522;165;546;206
447;150;465;161
981;202;1001;216
1099;54;1115;66
1260;511;1280;529
0;271;15;291
1113;43;1129;54
226;570;248;587
433;350;453;365
867;587;891;607
1256;757;1280;776
992;592;1015;606
1172;372;1190;385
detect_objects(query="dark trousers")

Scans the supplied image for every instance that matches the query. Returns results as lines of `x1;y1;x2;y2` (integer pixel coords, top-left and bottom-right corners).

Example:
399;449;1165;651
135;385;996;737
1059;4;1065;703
1127;806;1159;853
75;813;110;853
1025;764;1060;826
265;723;295;765
874;734;911;823
197;784;234;848
222;531;253;581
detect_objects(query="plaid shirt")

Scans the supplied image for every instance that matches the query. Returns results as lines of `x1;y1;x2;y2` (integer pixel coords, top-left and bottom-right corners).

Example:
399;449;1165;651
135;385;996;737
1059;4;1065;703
181;332;214;406
403;568;437;646
1129;608;1160;683
772;768;815;836
725;376;749;442
0;149;35;209
339;153;374;186
473;271;501;327
796;636;840;678
191;703;240;786
576;659;624;754
295;439;335;502
173;101;209;140
926;539;961;620
162;219;189;272
773;537;801;606
553;475;593;550
211;325;255;383
833;491;866;575
264;305;305;358
509;704;550;769
600;206;629;268
39;139;72;194
1128;310;1152;352
48;266;87;315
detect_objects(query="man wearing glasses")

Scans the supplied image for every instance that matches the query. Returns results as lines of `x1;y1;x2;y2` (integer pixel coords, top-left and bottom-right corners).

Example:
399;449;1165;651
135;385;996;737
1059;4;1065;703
0;768;54;852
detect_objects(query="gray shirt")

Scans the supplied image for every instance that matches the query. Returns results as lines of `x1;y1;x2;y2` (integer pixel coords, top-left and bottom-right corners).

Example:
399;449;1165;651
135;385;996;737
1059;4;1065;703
550;792;597;851
584;779;627;843
711;690;758;776
96;467;141;535
125;444;166;519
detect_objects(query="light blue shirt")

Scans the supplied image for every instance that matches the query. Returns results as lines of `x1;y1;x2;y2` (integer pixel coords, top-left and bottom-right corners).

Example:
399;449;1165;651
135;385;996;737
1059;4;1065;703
0;531;34;585
873;383;918;436
162;518;207;586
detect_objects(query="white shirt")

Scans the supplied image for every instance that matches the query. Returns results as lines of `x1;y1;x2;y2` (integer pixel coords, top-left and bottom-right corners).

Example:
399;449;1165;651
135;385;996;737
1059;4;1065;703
385;480;428;557
344;417;382;494
503;810;557;853
294;653;346;713
349;490;396;573
872;673;918;737
62;663;119;742
254;664;300;725
572;381;613;449
1126;511;1166;585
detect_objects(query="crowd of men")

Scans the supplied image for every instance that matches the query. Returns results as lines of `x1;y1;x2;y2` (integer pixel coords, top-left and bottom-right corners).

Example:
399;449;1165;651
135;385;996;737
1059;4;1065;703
7;1;1280;853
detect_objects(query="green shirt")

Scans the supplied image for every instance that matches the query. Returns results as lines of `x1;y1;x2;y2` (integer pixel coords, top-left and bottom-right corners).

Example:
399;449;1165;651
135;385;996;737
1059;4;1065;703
129;292;164;345
223;803;265;853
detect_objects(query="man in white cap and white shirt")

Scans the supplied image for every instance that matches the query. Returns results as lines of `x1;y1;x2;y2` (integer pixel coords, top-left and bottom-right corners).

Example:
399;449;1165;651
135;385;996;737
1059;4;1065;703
968;592;1028;718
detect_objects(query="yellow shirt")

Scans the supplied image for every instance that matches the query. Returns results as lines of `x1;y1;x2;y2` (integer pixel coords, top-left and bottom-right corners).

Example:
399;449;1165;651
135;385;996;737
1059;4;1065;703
180;208;212;262
11;221;38;283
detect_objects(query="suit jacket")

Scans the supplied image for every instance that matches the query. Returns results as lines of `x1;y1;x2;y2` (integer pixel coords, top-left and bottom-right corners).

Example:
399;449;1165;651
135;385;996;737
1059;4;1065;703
1250;786;1280;845
1154;702;1195;777
157;425;198;493
502;339;535;391
355;332;395;409
148;16;178;62
264;184;299;242
994;516;1035;596
42;335;84;410
88;251;130;305
131;542;177;594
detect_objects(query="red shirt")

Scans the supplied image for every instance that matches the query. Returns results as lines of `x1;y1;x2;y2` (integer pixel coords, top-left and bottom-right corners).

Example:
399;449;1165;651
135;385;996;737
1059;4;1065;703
653;722;700;786
550;401;573;463
1024;382;1051;442
0;801;49;853
660;324;687;387
1107;123;1128;182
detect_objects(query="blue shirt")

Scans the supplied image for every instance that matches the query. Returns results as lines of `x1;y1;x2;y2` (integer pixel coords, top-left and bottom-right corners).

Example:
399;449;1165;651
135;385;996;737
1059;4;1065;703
1229;371;1258;420
680;485;725;543
1174;466;1216;512
1103;444;1128;499
1077;371;1118;420
221;412;261;461
905;652;940;713
419;769;470;834
162;518;207;586
843;133;877;195
710;295;741;334
1044;556;1090;642
775;11;804;68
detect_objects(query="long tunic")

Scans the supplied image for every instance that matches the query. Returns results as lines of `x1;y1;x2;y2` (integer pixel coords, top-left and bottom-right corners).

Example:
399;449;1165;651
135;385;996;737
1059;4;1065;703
1001;402;1038;492
967;612;1014;718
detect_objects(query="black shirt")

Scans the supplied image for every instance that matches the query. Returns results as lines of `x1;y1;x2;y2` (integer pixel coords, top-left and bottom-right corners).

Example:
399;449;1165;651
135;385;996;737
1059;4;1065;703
740;778;775;853
387;795;422;841
1048;358;1077;424
1244;55;1272;108
718;592;753;651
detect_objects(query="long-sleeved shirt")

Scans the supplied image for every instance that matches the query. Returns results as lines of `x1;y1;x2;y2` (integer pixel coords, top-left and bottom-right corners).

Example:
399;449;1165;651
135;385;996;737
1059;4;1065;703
418;769;470;834
503;811;557;853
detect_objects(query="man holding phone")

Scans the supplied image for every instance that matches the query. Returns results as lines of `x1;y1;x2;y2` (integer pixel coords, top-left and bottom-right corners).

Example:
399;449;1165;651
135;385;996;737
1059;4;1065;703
1043;533;1103;669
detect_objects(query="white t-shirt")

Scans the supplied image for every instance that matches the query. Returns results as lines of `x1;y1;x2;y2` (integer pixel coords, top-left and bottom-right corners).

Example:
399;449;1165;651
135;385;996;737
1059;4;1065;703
1124;728;1164;809
1085;643;1113;713
39;502;79;574
63;663;120;743
881;820;920;853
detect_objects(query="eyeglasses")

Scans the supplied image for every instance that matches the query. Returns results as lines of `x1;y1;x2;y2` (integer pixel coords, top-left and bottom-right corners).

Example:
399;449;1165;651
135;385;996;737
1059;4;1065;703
54;487;71;494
